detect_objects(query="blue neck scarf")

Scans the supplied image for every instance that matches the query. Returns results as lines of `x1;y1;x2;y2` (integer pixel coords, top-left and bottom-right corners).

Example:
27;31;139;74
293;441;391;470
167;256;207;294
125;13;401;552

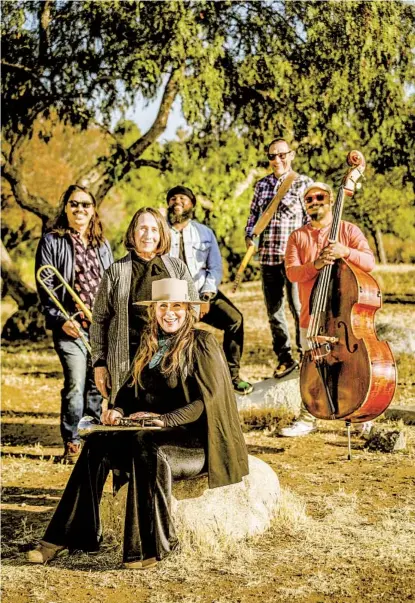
149;330;174;369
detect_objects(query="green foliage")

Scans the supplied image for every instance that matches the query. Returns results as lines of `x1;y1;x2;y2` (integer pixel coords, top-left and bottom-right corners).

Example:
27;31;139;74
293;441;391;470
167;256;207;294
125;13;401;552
343;167;415;241
2;0;414;292
3;1;413;169
110;129;264;259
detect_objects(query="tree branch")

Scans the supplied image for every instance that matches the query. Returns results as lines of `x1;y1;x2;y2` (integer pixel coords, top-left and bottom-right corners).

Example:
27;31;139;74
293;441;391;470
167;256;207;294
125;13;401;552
1;159;53;222
129;66;184;159
78;66;183;201
135;159;170;170
233;168;263;199
1;60;42;81
39;0;53;61
1;60;51;101
0;240;37;307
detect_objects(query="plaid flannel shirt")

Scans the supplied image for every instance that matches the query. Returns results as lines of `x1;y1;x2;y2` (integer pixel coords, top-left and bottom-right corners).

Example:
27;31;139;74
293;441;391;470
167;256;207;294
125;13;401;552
245;171;313;265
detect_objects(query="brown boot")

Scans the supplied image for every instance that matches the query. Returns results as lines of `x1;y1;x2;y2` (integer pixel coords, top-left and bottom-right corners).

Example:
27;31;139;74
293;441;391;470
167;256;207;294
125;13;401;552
27;541;65;564
62;442;81;465
123;557;158;570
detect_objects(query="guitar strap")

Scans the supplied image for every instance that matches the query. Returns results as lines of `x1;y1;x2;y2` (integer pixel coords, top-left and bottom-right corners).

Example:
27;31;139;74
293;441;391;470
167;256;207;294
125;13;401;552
252;170;298;237
232;170;298;292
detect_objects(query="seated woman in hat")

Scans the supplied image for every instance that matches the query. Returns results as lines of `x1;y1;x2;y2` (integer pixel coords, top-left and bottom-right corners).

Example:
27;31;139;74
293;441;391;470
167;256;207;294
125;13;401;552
27;278;249;569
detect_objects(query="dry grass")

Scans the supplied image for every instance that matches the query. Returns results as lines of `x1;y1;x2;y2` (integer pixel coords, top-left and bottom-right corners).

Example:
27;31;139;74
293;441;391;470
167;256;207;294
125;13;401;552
4;478;412;602
2;273;415;602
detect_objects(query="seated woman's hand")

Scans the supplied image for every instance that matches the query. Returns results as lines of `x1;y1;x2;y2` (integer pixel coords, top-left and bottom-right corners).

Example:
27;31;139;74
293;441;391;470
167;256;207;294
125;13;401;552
129;411;160;420
101;409;122;425
150;418;165;427
128;412;165;428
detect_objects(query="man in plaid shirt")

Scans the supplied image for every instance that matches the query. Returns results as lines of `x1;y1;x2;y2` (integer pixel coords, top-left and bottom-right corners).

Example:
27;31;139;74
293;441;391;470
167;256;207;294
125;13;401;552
245;138;312;378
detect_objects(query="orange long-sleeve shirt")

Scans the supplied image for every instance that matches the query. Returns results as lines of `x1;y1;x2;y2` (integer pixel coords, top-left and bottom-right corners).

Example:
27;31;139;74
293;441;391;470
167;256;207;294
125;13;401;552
285;221;375;328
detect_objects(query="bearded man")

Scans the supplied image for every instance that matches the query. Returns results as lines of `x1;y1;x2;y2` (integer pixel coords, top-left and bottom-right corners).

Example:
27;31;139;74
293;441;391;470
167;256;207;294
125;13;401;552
281;181;375;437
166;185;253;395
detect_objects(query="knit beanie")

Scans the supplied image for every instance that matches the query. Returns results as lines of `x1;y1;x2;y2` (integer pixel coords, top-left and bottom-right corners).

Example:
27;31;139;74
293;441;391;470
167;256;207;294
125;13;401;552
166;186;197;206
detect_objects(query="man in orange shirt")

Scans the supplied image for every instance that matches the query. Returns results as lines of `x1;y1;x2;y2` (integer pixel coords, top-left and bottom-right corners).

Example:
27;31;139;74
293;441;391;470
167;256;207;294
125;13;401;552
281;182;375;437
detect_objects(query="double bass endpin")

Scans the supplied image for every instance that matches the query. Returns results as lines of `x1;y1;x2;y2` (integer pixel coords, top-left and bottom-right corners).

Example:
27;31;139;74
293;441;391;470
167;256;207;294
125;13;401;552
346;420;352;461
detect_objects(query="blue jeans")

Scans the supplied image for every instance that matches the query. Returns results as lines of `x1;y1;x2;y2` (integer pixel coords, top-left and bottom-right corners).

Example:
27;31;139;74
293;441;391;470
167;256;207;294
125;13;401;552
53;333;102;444
261;263;301;361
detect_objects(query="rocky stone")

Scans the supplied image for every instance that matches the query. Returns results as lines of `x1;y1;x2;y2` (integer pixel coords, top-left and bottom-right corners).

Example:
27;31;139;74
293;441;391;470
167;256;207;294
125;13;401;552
172;455;280;542
384;405;415;425
235;372;302;416
364;427;407;453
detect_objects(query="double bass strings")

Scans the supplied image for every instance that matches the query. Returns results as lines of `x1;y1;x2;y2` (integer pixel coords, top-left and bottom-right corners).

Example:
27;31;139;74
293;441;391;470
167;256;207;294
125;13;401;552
307;185;345;359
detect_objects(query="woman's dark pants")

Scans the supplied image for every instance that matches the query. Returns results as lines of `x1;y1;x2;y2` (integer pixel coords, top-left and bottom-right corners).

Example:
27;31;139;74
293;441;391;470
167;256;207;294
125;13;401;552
43;427;205;563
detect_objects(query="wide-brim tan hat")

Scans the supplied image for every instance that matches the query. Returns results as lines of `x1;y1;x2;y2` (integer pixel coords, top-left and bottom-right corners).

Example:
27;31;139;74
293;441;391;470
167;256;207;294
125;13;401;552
303;181;333;199
134;278;203;306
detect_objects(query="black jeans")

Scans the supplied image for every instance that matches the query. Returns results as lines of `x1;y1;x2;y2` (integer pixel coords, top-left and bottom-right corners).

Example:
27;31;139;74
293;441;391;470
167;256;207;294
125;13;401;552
260;263;301;361
43;426;206;563
201;289;244;382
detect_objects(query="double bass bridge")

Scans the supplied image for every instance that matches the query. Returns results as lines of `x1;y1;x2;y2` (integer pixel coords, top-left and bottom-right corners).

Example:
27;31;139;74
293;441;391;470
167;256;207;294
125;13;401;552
307;336;339;362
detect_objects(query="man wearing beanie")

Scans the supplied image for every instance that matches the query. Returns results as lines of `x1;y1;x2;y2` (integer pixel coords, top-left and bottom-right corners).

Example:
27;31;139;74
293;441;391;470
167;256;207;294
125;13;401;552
281;181;375;437
166;185;253;395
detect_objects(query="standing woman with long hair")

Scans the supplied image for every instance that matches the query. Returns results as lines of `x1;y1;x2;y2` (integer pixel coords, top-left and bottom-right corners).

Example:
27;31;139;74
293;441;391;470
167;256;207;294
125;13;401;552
35;184;113;463
27;278;248;569
90;207;199;407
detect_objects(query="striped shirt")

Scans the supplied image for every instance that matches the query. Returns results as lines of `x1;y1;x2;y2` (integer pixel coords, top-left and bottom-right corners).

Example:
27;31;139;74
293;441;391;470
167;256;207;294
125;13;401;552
245;171;312;265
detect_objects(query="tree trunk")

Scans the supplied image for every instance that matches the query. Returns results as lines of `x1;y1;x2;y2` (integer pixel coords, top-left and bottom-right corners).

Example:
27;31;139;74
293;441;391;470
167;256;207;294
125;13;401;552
373;227;387;264
1;240;47;340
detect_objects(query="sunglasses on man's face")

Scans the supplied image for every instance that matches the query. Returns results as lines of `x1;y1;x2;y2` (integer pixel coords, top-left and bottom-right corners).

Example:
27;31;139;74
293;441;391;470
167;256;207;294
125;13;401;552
305;193;330;204
267;151;292;161
68;200;94;209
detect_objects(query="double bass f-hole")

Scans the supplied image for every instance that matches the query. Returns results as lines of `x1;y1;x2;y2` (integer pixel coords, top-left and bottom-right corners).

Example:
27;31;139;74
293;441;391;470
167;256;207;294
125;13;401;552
337;321;358;354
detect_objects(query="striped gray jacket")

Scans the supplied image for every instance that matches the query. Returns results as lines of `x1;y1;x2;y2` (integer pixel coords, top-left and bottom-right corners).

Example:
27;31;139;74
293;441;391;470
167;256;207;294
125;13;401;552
90;253;199;404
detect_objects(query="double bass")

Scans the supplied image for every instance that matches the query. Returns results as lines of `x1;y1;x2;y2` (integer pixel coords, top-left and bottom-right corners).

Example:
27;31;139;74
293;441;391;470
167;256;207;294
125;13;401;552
300;151;396;425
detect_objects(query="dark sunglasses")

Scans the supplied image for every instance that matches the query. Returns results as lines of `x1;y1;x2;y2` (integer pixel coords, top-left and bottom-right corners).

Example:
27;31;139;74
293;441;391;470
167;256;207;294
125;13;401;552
68;200;94;209
267;151;292;161
305;193;328;203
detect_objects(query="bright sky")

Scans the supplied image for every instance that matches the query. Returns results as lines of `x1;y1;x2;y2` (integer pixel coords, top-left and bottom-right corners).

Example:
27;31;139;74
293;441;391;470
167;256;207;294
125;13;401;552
125;92;188;142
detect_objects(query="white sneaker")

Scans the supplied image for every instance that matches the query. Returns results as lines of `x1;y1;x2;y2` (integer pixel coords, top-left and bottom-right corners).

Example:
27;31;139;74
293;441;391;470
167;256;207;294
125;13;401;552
278;419;317;437
355;421;373;439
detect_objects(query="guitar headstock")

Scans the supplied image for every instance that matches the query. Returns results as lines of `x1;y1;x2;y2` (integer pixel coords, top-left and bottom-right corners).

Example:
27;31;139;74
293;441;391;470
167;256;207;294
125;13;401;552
342;150;366;197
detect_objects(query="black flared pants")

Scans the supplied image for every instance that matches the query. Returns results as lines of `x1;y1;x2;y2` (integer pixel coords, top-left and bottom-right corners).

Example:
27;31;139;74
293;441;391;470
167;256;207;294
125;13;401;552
43;426;206;562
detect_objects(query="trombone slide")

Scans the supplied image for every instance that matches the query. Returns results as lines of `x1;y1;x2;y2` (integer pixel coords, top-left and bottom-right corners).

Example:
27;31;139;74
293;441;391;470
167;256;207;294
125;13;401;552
36;264;93;352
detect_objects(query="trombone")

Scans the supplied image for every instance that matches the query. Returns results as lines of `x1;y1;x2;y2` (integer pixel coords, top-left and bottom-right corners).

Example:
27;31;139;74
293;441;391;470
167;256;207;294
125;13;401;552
36;264;93;353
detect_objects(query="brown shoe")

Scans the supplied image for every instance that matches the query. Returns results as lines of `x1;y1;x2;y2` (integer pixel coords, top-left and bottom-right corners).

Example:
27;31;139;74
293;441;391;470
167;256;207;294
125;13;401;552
27;541;65;564
62;442;81;465
123;557;158;570
273;358;299;379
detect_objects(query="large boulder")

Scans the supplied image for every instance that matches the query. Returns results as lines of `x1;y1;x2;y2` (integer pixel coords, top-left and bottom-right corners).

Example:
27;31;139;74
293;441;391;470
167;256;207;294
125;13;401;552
235;372;302;415
172;455;280;543
376;322;415;355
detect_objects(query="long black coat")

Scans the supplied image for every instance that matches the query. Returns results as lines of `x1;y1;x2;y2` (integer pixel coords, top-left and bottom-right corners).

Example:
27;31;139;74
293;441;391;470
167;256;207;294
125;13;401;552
114;329;249;489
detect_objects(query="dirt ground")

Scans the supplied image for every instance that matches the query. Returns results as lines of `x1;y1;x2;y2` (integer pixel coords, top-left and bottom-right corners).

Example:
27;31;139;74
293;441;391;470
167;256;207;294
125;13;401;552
2;281;415;603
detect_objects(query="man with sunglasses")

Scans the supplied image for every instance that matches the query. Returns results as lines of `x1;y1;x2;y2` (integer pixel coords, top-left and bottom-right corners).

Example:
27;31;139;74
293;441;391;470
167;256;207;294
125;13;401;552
35;184;113;462
245;138;313;378
281;182;375;437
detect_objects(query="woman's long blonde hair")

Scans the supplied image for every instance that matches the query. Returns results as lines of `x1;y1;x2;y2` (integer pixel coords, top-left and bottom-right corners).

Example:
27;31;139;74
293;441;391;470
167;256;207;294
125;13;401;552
132;304;198;387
